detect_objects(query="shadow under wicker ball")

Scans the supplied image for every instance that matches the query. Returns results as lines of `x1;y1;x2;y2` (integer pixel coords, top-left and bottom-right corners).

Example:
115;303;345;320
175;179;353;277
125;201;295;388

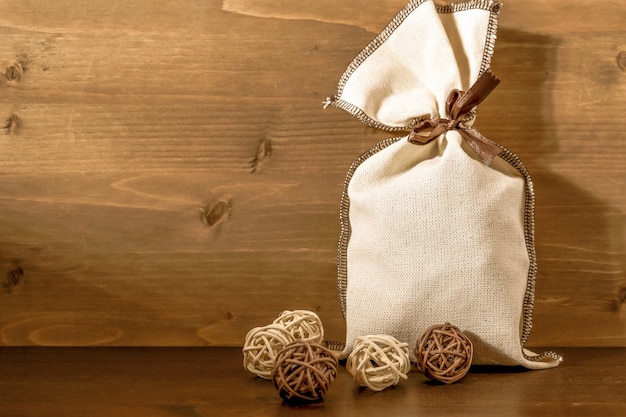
271;341;338;404
414;322;473;384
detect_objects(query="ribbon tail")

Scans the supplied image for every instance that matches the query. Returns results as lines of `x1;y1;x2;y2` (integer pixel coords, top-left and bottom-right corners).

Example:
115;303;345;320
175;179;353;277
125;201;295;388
458;128;503;166
453;70;501;115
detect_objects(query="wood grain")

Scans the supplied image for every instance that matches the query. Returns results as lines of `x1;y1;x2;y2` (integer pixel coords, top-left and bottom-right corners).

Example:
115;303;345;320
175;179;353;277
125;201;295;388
0;347;624;417
0;0;624;347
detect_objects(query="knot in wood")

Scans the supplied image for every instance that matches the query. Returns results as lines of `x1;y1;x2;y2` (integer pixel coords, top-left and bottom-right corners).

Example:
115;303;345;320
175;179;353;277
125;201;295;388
414;322;473;384
5;63;23;82
273;310;324;344
6;266;24;287
201;198;232;227
617;51;626;71
242;324;295;379
347;334;410;391
271;341;338;404
3;113;19;135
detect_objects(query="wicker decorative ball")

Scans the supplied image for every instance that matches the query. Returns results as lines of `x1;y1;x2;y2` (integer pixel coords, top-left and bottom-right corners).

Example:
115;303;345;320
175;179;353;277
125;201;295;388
414;322;473;384
273;310;324;343
346;334;411;391
271;341;338;404
243;324;295;379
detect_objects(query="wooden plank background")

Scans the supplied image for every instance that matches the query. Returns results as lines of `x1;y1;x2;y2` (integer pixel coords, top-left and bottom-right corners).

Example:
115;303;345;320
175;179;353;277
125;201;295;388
0;0;624;347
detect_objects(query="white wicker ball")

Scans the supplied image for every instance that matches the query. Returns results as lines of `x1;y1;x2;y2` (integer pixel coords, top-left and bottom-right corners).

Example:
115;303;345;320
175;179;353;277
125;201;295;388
273;310;324;344
242;324;295;379
346;334;411;391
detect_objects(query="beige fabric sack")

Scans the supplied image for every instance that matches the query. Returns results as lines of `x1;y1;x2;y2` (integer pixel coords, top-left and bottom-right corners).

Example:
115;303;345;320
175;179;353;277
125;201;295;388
327;0;560;368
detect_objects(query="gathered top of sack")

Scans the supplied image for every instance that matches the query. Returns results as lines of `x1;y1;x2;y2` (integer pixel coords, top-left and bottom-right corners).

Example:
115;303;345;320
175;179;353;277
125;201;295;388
327;0;501;131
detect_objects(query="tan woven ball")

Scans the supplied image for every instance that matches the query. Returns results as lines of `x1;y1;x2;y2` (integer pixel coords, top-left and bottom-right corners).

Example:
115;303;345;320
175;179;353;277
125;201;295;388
273;310;324;343
346;334;411;391
414;322;473;384
243;324;295;379
271;341;338;404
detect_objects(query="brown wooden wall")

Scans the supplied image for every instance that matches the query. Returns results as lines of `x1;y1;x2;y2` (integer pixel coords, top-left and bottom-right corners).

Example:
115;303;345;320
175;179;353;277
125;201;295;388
0;0;624;347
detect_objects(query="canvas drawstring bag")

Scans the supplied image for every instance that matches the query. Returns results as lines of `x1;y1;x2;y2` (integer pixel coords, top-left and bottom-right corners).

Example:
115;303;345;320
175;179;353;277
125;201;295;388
326;0;561;368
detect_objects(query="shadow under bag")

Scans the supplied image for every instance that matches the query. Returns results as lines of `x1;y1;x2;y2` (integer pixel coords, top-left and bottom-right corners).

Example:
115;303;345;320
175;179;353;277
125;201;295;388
326;0;561;368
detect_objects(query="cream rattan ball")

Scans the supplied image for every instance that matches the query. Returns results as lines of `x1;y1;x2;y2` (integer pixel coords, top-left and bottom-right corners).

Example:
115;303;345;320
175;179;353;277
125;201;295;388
243;324;295;379
346;334;411;391
273;310;324;343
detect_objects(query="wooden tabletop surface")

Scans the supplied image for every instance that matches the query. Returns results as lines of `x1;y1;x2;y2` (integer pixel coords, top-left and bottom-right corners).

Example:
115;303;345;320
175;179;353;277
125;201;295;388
1;347;624;417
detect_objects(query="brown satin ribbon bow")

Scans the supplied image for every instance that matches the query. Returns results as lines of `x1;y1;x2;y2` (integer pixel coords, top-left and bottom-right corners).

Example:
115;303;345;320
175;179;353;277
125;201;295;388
408;69;502;165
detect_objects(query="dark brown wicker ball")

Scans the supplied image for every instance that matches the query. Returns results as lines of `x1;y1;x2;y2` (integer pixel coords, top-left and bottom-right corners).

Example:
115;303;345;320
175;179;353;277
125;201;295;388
414;322;473;384
271;341;338;404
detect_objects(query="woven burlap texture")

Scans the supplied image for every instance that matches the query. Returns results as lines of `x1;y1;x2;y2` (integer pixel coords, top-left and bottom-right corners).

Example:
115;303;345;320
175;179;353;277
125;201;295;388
342;132;548;368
